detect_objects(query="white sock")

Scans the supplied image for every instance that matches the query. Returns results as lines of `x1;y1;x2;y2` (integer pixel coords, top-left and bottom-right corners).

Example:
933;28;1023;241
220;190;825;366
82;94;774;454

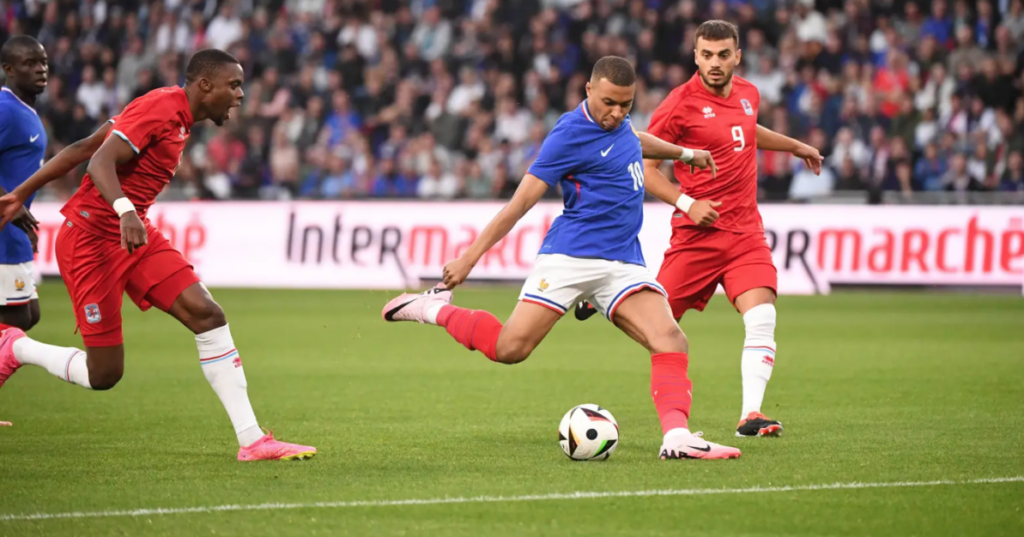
425;303;445;325
13;338;92;388
740;304;776;419
664;427;692;442
196;324;262;447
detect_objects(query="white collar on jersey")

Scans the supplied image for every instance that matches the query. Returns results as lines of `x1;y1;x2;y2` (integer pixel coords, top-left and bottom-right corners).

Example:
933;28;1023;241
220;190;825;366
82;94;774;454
0;86;39;116
580;99;595;123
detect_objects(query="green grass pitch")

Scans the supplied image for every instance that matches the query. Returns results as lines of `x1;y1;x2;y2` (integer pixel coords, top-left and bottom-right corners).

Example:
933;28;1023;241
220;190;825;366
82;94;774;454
1;283;1022;536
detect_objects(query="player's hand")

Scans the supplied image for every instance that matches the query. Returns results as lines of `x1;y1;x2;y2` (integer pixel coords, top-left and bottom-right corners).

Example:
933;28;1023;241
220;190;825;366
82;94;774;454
442;256;474;290
11;206;39;236
688;200;722;227
120;212;148;254
0;193;31;231
793;143;824;175
688;150;717;179
26;226;38;254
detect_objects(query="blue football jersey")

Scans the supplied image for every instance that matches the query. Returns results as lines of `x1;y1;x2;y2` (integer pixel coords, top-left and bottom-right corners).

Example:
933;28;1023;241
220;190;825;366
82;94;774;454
0;87;46;264
527;100;646;266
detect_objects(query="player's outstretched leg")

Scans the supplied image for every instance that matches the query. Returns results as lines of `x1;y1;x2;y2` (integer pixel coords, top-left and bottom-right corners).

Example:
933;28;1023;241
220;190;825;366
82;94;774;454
734;288;783;437
167;282;316;461
610;290;741;460
0;326;103;391
383;284;560;364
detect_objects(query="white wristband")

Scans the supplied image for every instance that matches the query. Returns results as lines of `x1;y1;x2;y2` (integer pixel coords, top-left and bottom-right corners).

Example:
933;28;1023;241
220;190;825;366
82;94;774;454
112;197;136;217
675;193;696;214
679;147;694;163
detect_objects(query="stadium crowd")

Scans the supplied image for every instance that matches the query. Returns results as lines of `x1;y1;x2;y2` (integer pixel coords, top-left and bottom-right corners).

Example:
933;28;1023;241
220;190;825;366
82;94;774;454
2;0;1024;202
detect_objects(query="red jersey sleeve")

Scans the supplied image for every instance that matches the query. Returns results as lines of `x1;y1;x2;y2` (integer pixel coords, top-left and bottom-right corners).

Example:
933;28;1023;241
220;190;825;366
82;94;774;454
645;89;687;145
109;98;168;154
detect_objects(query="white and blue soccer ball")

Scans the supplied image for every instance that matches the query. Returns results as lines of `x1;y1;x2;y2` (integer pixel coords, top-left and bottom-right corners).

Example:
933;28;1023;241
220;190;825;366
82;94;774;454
558;404;619;461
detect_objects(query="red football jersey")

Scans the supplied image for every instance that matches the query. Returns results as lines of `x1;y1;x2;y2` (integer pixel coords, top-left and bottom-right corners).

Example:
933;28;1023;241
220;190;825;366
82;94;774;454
62;87;193;239
647;74;762;233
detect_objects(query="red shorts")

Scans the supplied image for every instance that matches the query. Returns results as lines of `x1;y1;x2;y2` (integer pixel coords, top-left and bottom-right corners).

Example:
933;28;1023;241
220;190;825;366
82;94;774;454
55;220;200;347
657;227;777;318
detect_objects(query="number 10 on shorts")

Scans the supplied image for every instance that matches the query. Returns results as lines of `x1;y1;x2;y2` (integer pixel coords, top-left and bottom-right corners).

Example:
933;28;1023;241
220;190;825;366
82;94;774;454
628;161;644;191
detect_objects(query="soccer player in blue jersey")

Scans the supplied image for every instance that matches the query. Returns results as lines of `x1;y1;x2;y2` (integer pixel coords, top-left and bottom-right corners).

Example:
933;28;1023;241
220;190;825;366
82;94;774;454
0;36;48;332
383;56;742;460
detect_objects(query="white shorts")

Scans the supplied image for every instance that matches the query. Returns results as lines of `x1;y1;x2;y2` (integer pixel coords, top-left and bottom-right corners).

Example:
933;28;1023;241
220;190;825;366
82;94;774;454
518;254;667;321
0;262;38;306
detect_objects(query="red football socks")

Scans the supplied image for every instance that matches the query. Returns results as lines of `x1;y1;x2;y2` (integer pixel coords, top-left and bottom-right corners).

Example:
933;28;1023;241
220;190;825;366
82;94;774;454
436;306;502;362
650;352;692;434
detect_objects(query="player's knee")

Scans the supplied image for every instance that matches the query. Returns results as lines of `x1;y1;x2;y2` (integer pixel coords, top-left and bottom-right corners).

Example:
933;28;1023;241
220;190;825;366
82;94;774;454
89;364;124;391
647;325;689;355
0;308;34;331
742;303;776;340
187;299;227;334
496;339;534;365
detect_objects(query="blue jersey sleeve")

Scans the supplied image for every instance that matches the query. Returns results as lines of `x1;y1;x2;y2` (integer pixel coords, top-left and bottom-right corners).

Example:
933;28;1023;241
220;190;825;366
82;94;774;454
0;107;11;152
526;121;582;187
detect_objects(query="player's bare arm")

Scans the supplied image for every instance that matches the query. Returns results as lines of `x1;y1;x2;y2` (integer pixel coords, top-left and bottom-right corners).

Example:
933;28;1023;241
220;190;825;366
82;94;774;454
755;124;823;175
442;175;549;288
641;158;721;227
86;134;148;254
636;131;716;178
0;121;112;230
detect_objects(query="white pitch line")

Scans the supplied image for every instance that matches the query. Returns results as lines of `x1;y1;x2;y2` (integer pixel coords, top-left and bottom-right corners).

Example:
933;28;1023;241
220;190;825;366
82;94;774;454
2;476;1022;522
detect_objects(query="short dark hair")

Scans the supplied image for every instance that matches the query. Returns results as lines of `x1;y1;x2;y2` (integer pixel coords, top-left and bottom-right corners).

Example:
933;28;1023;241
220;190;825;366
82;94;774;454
1;35;42;65
591;56;636;87
695;20;740;47
185;49;240;83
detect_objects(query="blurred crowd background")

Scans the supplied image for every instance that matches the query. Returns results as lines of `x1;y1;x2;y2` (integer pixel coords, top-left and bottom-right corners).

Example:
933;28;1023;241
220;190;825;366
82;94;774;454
2;0;1024;204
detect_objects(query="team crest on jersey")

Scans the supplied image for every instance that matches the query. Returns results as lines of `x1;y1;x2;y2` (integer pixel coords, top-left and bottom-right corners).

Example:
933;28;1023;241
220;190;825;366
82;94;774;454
538;279;550;292
14;278;24;292
702;106;715;119
84;303;102;324
741;99;753;116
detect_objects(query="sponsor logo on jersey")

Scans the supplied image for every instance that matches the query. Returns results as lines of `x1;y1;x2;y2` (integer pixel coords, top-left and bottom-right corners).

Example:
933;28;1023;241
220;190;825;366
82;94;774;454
741;99;754;116
702;106;715;119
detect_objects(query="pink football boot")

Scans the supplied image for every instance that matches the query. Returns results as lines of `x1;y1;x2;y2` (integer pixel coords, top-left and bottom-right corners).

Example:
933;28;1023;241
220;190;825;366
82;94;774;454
659;431;742;460
238;430;317;461
0;327;26;390
381;284;453;323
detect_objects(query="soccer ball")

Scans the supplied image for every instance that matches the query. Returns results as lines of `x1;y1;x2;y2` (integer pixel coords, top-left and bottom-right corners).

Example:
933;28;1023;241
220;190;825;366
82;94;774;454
558;404;619;461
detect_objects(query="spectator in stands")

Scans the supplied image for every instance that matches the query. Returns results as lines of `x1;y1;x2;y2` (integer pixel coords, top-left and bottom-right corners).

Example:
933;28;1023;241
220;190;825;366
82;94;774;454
942;153;984;192
417;159;460;199
1000;151;1024;192
1006;0;1024;43
270;130;301;197
321;154;359;199
205;4;242;52
915;143;948;191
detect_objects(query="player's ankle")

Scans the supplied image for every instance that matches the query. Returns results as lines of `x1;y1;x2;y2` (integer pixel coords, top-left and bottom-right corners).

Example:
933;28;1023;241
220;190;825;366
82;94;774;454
664;427;691;441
